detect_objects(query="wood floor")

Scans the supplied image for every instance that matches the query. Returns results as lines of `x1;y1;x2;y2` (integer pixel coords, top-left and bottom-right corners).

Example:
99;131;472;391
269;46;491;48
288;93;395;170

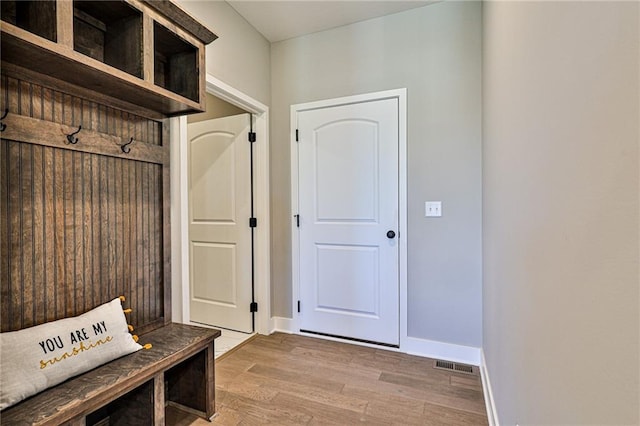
168;333;489;425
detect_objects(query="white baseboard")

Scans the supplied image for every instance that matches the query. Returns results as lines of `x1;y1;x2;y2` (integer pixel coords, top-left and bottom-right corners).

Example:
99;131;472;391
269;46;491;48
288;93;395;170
403;336;481;366
480;349;499;426
270;316;295;334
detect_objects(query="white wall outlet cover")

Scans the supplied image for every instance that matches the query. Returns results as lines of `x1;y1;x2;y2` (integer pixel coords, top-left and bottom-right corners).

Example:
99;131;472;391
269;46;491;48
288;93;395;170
425;201;442;217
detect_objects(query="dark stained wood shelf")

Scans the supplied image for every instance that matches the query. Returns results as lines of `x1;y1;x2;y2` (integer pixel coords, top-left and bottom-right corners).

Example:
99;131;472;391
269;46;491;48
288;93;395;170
0;323;221;426
0;0;217;118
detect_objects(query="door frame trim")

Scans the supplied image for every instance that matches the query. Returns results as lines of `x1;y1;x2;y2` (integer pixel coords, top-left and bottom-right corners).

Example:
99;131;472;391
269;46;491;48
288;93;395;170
171;73;271;335
290;88;408;349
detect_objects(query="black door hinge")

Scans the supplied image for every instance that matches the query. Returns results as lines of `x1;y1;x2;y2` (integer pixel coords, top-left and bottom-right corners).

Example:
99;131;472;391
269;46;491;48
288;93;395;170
249;217;257;228
295;129;299;142
250;302;258;312
294;214;299;227
248;132;256;143
297;300;301;313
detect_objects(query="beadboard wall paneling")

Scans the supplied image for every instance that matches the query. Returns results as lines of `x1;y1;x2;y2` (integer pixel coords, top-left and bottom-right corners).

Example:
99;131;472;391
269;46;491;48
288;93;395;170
0;72;169;334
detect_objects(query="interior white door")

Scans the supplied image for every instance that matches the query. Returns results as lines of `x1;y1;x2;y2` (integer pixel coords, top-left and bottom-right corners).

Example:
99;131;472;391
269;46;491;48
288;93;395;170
188;113;253;333
297;98;399;346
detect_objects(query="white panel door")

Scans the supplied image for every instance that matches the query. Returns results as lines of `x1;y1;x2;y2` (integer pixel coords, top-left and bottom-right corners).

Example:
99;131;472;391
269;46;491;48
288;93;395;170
188;113;253;333
297;98;399;346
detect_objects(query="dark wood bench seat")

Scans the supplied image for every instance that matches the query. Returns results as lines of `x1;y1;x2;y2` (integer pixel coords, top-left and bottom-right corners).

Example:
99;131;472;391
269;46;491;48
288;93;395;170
1;323;221;426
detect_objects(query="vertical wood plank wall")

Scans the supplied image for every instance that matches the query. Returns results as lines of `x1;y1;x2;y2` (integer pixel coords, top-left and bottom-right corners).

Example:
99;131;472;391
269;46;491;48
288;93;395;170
0;71;169;334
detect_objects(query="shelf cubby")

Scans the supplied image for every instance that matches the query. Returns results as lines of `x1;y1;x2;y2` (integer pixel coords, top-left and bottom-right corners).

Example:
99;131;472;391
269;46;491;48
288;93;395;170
85;379;155;426
0;0;57;42
166;349;208;414
154;21;199;102
73;0;143;79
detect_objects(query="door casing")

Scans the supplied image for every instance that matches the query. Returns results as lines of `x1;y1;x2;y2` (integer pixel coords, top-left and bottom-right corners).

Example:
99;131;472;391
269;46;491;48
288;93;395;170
172;73;271;335
291;88;407;349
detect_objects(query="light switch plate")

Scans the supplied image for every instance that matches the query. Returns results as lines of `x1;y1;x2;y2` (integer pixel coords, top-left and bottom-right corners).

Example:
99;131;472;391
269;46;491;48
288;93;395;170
425;201;442;217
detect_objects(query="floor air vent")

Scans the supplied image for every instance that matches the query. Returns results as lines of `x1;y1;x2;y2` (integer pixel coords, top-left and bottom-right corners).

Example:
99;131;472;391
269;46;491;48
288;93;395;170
434;359;475;375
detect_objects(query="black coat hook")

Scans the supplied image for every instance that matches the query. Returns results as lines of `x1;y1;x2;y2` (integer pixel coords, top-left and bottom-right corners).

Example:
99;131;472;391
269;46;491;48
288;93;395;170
66;125;81;144
121;137;134;154
0;109;8;132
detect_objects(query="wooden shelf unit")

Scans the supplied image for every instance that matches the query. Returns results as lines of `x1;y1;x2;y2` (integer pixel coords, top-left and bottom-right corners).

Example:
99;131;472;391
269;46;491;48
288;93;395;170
0;2;220;423
0;0;216;117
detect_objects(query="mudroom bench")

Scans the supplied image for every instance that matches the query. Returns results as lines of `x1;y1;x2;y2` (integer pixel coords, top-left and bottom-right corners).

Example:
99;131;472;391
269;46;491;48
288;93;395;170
0;323;220;426
1;1;221;425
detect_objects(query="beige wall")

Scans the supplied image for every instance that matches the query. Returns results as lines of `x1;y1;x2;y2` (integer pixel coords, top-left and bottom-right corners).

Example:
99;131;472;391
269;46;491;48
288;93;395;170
187;93;246;123
483;1;639;424
175;0;270;105
270;1;483;346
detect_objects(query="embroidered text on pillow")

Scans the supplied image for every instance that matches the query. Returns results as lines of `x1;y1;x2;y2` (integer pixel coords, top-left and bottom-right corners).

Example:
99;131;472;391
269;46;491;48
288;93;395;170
40;337;114;369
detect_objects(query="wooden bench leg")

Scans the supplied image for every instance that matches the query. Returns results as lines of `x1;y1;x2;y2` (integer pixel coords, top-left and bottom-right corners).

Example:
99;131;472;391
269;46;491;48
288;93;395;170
206;341;215;419
154;373;165;426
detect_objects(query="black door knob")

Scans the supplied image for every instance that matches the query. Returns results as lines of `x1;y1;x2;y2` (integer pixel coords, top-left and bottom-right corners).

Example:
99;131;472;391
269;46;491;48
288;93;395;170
387;230;396;239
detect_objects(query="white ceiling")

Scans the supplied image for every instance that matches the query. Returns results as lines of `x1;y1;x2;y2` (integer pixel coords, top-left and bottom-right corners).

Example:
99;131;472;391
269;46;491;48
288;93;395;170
226;1;434;43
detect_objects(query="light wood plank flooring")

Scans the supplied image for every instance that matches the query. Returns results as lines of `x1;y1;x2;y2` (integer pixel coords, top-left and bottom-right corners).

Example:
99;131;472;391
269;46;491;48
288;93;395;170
168;333;489;425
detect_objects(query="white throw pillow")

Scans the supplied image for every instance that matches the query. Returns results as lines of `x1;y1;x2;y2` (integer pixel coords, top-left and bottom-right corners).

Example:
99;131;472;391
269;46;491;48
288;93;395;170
0;297;142;410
